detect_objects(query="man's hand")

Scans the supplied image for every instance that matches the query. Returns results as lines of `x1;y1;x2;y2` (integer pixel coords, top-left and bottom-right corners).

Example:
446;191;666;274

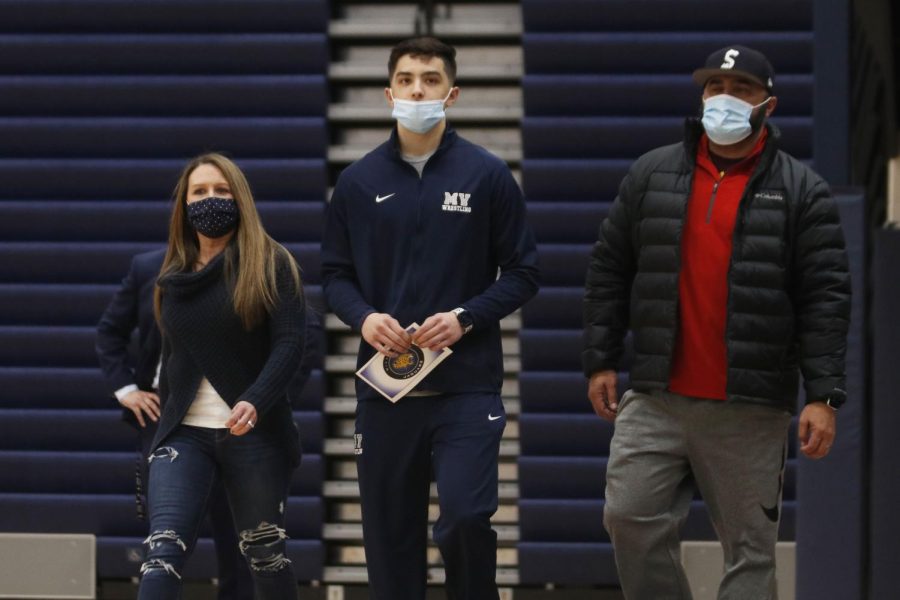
361;313;412;357
225;400;258;437
410;312;463;351
798;401;837;459
588;370;618;422
119;390;161;428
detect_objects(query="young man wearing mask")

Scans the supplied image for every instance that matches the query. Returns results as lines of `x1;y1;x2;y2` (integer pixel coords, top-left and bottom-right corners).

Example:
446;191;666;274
321;37;539;600
583;45;851;598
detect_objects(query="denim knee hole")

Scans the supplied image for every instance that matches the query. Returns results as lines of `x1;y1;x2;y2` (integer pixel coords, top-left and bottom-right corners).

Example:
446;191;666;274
147;446;179;464
140;559;182;580
238;522;291;573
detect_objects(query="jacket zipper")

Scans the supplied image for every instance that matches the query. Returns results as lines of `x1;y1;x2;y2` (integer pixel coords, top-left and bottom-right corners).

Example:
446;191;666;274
706;178;722;223
412;164;425;307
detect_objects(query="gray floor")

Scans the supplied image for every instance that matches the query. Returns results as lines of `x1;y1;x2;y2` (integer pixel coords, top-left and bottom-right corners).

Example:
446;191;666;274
98;581;625;599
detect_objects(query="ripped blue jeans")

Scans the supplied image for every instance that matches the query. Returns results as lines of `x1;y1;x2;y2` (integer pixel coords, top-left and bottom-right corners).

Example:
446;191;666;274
138;425;296;600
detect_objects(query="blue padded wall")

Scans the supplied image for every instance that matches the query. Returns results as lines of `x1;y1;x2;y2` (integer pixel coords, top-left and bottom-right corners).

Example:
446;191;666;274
870;228;900;599
795;193;866;600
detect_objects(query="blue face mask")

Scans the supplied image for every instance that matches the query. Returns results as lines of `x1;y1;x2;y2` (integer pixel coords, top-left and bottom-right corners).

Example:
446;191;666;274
390;90;453;134
702;94;770;146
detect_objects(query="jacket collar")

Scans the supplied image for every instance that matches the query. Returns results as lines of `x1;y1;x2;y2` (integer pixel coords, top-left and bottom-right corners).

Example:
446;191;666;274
384;124;458;162
158;246;230;297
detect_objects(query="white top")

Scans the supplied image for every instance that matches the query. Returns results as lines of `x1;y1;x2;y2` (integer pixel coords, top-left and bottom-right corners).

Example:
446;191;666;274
113;360;162;401
181;377;232;428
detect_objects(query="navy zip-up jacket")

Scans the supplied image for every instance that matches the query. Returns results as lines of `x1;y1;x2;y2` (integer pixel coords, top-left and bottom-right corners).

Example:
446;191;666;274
322;126;540;400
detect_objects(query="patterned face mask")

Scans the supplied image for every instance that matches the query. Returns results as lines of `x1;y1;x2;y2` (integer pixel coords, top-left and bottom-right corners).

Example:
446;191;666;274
186;197;239;238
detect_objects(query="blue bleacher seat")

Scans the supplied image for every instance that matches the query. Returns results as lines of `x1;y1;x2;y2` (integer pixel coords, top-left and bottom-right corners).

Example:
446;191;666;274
294;370;325;409
0;409;324;453
518;542;619;586
0;34;328;75
0;326;99;367
522;159;630;203
0;0;330;34
526;202;607;243
0;117;328;159
519;457;607;499
519;414;614;456
0;242;321;284
519;371;630;414
520;330;582;372
521;499;610;543
524;74;813;117
524;32;811;75
0;367;324;412
0;450;323;497
523;116;811;159
522;287;582;329
0;201;325;242
0;75;328;117
0;159;327;201
519;372;590;414
0;366;110;408
0;284;117;325
0;283;322;328
533;244;592;286
522;0;811;33
0;493;323;539
521;329;634;371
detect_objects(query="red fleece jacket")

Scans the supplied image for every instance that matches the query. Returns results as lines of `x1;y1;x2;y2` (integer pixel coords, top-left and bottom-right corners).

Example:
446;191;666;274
668;131;767;400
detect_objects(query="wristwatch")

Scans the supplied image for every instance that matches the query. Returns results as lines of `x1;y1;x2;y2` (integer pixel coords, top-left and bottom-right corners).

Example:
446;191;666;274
819;389;847;411
451;307;474;334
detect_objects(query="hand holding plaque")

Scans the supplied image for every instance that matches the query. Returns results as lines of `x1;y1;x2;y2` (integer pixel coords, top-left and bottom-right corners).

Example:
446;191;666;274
355;323;453;402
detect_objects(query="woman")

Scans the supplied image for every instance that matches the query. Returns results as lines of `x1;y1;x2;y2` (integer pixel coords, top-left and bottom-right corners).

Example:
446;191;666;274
138;153;305;599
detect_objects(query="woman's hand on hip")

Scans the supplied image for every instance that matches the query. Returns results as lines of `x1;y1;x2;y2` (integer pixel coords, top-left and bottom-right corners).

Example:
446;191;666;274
226;400;258;436
119;390;161;428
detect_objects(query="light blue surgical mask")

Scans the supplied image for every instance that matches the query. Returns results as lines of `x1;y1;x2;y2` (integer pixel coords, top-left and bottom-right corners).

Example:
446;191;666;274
390;90;453;134
702;94;770;146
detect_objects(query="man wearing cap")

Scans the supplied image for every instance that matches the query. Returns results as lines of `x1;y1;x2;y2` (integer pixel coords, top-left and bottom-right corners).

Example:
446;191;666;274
583;45;851;598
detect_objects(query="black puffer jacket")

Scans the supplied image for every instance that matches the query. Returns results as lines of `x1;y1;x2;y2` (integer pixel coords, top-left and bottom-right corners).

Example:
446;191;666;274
582;121;851;413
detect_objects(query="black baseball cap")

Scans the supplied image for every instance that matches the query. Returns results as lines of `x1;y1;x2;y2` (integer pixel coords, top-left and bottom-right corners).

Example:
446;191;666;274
692;45;775;92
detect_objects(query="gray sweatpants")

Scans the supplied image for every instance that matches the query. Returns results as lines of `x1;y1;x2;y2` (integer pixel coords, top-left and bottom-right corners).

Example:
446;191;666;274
603;390;792;600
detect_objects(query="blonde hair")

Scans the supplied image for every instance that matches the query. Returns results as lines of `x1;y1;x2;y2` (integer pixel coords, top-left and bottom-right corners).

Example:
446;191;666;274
154;153;301;330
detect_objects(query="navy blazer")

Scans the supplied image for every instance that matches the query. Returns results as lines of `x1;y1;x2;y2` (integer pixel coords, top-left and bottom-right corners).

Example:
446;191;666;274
96;248;322;421
96;248;166;397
